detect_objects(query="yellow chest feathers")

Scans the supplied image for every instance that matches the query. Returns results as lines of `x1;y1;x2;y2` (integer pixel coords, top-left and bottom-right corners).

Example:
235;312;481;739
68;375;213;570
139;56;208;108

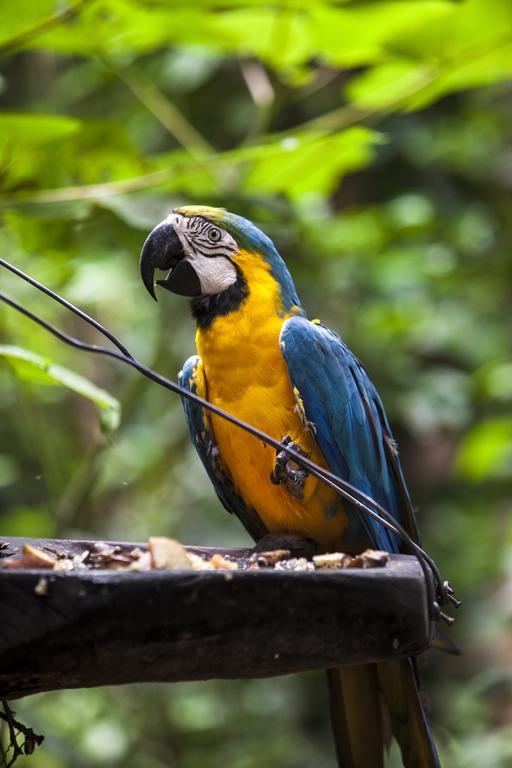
195;252;348;550
196;251;299;432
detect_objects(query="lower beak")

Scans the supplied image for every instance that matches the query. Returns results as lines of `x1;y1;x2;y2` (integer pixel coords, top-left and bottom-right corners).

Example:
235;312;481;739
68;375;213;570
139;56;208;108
139;222;202;300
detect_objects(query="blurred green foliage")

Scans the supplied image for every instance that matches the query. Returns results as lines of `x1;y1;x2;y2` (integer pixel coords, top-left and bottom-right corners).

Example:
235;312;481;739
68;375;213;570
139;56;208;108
0;0;511;766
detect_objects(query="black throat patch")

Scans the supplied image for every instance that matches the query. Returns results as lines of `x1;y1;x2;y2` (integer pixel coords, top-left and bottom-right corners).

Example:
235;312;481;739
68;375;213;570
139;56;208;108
190;268;249;329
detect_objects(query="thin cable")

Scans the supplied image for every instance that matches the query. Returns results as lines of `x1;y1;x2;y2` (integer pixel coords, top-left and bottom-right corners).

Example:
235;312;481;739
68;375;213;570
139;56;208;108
0;290;407;520
0;268;425;552
0;258;133;359
0;259;457;615
0;287;449;615
0;289;418;541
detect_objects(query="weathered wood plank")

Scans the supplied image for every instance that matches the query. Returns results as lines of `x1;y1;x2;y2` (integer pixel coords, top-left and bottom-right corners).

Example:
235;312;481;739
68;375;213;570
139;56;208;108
0;537;433;700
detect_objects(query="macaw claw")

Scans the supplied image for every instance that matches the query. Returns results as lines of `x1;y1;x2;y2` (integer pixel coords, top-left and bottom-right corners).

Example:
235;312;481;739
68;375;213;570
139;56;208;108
270;435;310;499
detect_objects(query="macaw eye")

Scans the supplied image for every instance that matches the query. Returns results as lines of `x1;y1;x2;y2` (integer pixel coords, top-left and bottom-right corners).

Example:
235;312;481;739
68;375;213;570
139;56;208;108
207;227;222;243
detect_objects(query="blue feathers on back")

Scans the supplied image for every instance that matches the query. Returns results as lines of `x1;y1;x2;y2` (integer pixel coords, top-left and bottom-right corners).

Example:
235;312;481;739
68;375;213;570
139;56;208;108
280;316;418;553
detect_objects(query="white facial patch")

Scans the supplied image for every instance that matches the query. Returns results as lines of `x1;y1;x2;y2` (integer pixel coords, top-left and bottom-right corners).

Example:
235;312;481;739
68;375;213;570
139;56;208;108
189;254;237;294
165;212;238;296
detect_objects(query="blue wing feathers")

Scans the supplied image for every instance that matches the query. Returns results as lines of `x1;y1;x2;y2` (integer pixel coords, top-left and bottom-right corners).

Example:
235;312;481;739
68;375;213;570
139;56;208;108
280;317;417;553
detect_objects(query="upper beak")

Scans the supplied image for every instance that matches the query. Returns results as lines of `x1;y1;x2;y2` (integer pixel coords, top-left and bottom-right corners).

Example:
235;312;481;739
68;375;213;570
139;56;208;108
139;222;186;301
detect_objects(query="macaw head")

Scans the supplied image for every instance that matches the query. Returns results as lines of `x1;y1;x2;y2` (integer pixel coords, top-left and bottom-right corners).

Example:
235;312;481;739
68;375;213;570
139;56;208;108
139;206;301;323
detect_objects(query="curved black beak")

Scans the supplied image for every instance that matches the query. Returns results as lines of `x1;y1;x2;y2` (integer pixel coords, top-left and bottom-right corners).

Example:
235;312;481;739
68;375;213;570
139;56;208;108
140;222;186;301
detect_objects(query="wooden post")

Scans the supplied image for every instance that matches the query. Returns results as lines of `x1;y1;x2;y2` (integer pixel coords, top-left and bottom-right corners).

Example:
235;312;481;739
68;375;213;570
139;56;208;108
0;537;433;700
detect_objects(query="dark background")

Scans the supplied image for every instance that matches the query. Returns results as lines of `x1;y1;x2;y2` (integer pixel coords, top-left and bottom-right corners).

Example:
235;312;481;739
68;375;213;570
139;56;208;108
0;1;511;765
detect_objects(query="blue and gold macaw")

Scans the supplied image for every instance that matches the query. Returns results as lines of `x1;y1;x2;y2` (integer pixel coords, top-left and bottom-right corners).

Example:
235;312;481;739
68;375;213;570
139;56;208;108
140;206;440;768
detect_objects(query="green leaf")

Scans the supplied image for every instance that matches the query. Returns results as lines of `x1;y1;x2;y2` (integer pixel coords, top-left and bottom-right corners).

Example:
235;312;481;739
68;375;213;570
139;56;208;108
206;1;453;72
0;345;121;434
346;48;512;112
0;0;59;49
474;360;512;402
346;0;512;111
13;0;454;76
0;112;82;148
0;112;149;192
307;1;453;69
238;127;380;198
29;1;213;57
457;417;512;481
0;112;82;191
210;6;311;70
345;60;436;111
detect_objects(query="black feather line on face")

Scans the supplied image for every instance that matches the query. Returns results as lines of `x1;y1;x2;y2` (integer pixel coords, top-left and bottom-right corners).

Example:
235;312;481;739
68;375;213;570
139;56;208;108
180;216;237;260
190;266;249;329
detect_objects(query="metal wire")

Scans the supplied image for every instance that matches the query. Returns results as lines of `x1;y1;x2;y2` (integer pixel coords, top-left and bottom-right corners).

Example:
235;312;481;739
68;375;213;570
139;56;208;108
0;259;459;620
0;258;133;359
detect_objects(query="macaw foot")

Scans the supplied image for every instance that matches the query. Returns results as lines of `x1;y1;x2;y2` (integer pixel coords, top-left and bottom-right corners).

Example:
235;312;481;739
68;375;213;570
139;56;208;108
270;435;310;500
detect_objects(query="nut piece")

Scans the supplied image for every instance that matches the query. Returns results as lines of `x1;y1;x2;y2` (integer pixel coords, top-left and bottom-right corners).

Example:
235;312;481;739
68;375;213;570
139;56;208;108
349;549;389;569
34;577;49;596
188;553;213;571
250;549;291;568
1;544;57;570
127;550;152;571
313;552;353;569
313;549;389;570
210;554;238;571
149;537;193;570
86;543;137;570
275;557;314;572
23;544;57;566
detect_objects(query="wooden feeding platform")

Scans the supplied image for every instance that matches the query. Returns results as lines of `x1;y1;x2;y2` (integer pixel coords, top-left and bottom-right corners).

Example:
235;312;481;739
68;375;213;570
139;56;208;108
0;536;434;701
